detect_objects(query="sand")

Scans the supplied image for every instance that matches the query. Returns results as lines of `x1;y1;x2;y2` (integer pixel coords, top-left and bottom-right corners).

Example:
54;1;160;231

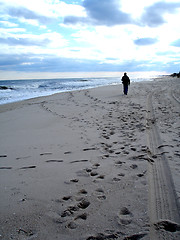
0;76;180;240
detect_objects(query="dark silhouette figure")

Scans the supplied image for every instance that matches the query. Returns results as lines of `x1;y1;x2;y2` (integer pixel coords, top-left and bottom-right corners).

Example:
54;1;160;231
121;72;130;95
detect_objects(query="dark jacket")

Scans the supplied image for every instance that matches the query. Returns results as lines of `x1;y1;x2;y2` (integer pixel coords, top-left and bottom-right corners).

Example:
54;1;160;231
122;75;130;85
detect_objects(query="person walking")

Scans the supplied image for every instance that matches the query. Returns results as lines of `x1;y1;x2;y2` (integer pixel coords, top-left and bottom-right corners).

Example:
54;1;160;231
121;72;130;95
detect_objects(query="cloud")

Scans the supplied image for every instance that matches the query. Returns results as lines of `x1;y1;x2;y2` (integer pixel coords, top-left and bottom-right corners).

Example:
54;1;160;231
0;27;26;33
0;52;172;73
63;16;91;25
171;39;180;47
0;53;105;72
64;0;133;26
83;0;133;25
0;31;68;56
64;0;180;28
54;2;86;18
0;37;51;46
0;20;18;27
141;1;180;27
6;6;56;24
156;50;176;56
134;37;158;46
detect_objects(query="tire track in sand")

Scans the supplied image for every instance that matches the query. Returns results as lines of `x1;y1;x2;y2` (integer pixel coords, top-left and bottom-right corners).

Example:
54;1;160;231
170;90;180;106
146;92;180;239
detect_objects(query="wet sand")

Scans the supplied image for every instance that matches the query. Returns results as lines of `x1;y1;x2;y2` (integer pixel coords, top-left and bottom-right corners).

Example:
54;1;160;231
0;76;180;240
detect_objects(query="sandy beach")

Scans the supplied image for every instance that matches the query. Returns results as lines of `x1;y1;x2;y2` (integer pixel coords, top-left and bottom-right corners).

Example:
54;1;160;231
0;76;180;240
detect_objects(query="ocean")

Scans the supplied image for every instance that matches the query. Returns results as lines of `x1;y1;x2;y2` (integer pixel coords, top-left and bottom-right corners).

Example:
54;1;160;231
0;72;163;105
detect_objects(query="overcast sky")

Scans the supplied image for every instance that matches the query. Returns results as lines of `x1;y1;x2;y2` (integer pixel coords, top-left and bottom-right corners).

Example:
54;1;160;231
0;0;180;79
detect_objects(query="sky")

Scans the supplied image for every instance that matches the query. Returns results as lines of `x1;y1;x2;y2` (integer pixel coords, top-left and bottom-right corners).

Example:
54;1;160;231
0;0;180;79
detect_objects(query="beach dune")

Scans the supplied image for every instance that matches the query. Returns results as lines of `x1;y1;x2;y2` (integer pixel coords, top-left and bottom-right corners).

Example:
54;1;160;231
0;77;180;240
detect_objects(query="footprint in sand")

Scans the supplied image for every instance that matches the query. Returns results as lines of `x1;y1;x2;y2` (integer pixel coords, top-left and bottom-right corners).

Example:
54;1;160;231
97;195;106;200
97;174;105;179
130;147;137;151
86;232;118;240
122;150;130;155
117;207;133;225
137;173;144;177
85;168;92;173
20;166;36;169
130;164;138;169
90;171;98;177
67;221;78;229
115;160;124;166
40;152;52;156
118;173;125;177
60;198;90;230
77;199;90;209
16;156;31;160
76;169;90;177
115;151;121;155
61;206;79;218
95;188;104;194
62;196;72;201
64;151;72;155
17;228;37;238
64;178;79;184
78;189;88;195
95;188;106;201
58;189;90;229
83;147;97;151
75;213;87;220
0;167;12;169
108;149;114;154
154;219;180;232
46;160;63;163
93;163;100;168
113;177;121;182
70;160;88;164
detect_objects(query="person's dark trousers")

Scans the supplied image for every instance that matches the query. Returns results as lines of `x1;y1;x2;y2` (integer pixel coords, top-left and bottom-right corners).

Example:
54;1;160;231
123;84;128;95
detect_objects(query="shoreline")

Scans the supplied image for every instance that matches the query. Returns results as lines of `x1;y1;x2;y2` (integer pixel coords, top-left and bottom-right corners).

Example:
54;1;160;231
0;76;163;106
0;76;180;240
0;79;152;112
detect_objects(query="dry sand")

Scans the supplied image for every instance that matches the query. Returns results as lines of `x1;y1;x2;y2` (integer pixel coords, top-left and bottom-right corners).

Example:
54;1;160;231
0;76;180;240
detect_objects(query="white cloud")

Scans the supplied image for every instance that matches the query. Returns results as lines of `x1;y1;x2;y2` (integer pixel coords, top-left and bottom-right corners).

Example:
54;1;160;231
0;30;68;58
42;32;68;48
0;20;18;27
1;0;86;20
18;18;40;26
1;0;56;17
52;2;86;17
120;0;158;18
39;25;47;29
70;25;150;61
0;27;26;34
